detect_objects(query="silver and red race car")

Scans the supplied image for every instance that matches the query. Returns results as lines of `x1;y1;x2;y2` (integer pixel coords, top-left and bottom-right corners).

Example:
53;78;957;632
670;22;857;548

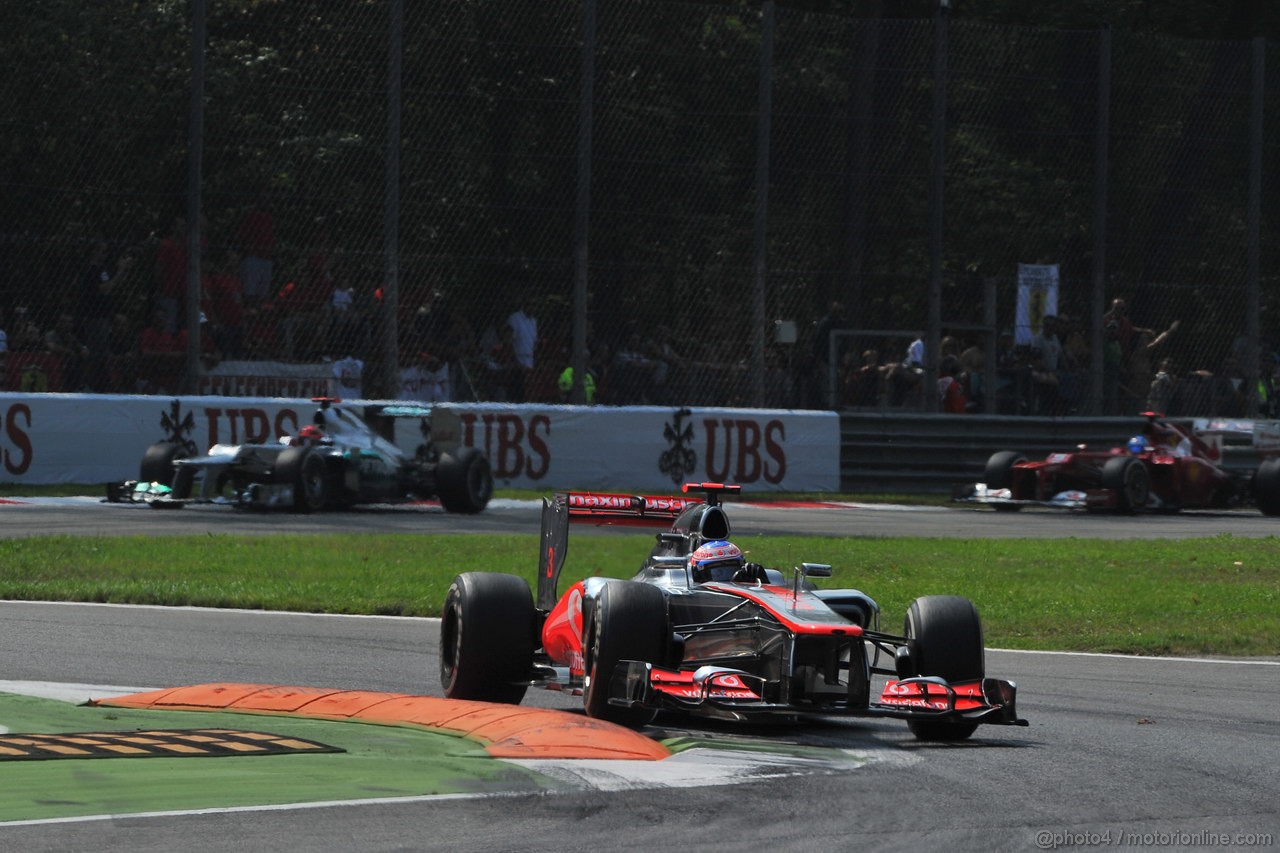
440;483;1026;740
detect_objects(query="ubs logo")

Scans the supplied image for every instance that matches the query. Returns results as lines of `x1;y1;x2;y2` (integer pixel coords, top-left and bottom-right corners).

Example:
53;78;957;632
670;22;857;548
658;407;697;484
657;408;788;485
158;399;198;456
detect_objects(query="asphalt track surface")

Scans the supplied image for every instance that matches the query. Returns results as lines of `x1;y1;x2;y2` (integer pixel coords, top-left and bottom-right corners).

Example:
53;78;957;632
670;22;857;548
1;497;1278;852
8;492;1280;538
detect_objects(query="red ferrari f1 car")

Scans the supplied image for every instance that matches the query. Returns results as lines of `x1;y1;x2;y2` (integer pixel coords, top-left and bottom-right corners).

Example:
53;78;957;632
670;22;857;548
957;413;1280;514
439;483;1026;740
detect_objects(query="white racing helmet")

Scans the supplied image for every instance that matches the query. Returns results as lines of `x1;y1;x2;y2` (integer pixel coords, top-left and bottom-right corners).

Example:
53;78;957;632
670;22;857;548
689;540;745;583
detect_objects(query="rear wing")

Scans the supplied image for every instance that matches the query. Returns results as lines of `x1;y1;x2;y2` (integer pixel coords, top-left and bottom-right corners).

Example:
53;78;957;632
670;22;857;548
1192;418;1280;456
362;403;464;452
535;483;740;611
564;491;704;524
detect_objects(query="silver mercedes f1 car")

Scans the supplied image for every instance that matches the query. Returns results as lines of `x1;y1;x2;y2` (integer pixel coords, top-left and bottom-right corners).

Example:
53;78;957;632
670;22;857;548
107;398;492;513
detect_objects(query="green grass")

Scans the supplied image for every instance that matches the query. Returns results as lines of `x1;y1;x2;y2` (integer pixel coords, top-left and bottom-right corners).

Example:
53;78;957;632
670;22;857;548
1;532;1276;657
0;693;554;822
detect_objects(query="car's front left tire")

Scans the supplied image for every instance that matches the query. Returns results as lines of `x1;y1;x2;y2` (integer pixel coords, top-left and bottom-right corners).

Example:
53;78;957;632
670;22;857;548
902;594;985;741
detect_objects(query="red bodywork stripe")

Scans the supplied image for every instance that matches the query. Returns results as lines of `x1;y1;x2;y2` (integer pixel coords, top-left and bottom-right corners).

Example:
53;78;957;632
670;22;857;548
700;583;864;636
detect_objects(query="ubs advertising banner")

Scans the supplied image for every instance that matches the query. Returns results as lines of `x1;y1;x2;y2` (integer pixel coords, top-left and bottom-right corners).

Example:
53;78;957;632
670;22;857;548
0;394;839;492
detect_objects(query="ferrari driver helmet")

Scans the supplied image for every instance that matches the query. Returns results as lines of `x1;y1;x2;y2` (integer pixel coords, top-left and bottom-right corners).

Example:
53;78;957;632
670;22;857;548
690;540;745;583
298;424;326;444
1127;435;1147;455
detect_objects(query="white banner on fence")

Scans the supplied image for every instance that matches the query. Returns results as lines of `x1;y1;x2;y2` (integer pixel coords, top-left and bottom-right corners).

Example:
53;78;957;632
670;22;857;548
0;394;839;492
1014;263;1060;347
197;360;335;399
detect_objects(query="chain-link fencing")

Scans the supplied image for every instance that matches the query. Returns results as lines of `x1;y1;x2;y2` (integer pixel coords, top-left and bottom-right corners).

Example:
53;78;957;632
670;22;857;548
1;1;1277;418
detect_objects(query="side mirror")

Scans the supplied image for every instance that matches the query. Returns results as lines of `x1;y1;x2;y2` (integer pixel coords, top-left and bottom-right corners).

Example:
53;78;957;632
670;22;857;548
791;562;833;600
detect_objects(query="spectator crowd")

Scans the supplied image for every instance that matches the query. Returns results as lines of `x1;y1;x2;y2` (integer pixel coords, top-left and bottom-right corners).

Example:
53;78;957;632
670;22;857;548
823;297;1279;419
2;215;1275;419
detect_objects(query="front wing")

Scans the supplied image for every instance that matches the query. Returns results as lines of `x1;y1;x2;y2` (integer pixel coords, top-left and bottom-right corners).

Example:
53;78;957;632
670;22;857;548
611;661;1027;728
104;473;297;510
955;482;1131;511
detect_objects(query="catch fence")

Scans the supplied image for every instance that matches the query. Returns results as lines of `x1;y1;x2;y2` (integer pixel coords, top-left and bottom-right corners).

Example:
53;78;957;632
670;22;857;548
1;1;1277;419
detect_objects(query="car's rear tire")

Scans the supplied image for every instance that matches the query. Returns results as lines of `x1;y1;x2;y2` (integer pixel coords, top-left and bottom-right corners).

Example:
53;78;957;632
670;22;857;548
437;447;494;514
584;582;667;729
1253;458;1280;516
139;441;190;486
439;573;535;704
903;595;985;741
1101;455;1150;514
274;446;328;512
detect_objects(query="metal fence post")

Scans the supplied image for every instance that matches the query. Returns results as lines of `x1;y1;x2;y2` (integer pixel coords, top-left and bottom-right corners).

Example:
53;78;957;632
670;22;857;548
183;0;206;395
926;1;949;413
1246;36;1264;417
571;0;597;405
752;1;775;408
383;0;403;400
1089;26;1111;416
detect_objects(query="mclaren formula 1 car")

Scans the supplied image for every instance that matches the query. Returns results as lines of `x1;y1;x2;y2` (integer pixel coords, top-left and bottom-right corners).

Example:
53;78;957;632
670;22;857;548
106;398;492;513
956;412;1280;515
440;483;1026;740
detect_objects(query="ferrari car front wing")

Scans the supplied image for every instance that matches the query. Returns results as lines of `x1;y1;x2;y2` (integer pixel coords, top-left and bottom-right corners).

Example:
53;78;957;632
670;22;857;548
956;483;1148;511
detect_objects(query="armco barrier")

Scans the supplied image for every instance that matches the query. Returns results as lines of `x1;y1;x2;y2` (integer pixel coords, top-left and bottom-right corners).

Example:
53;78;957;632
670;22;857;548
0;392;1262;496
837;413;1263;494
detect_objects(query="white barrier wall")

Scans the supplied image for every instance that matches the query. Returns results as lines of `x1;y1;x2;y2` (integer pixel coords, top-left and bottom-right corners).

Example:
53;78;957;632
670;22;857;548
0;393;839;492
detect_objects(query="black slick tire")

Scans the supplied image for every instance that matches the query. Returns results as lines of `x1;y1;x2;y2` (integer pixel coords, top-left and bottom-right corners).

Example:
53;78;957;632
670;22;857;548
903;595;985;741
1101;455;1150;514
139;441;190;486
437;447;494;514
274;446;328;512
1253;458;1280;516
982;450;1027;511
983;450;1026;489
583;582;667;729
439;572;535;704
